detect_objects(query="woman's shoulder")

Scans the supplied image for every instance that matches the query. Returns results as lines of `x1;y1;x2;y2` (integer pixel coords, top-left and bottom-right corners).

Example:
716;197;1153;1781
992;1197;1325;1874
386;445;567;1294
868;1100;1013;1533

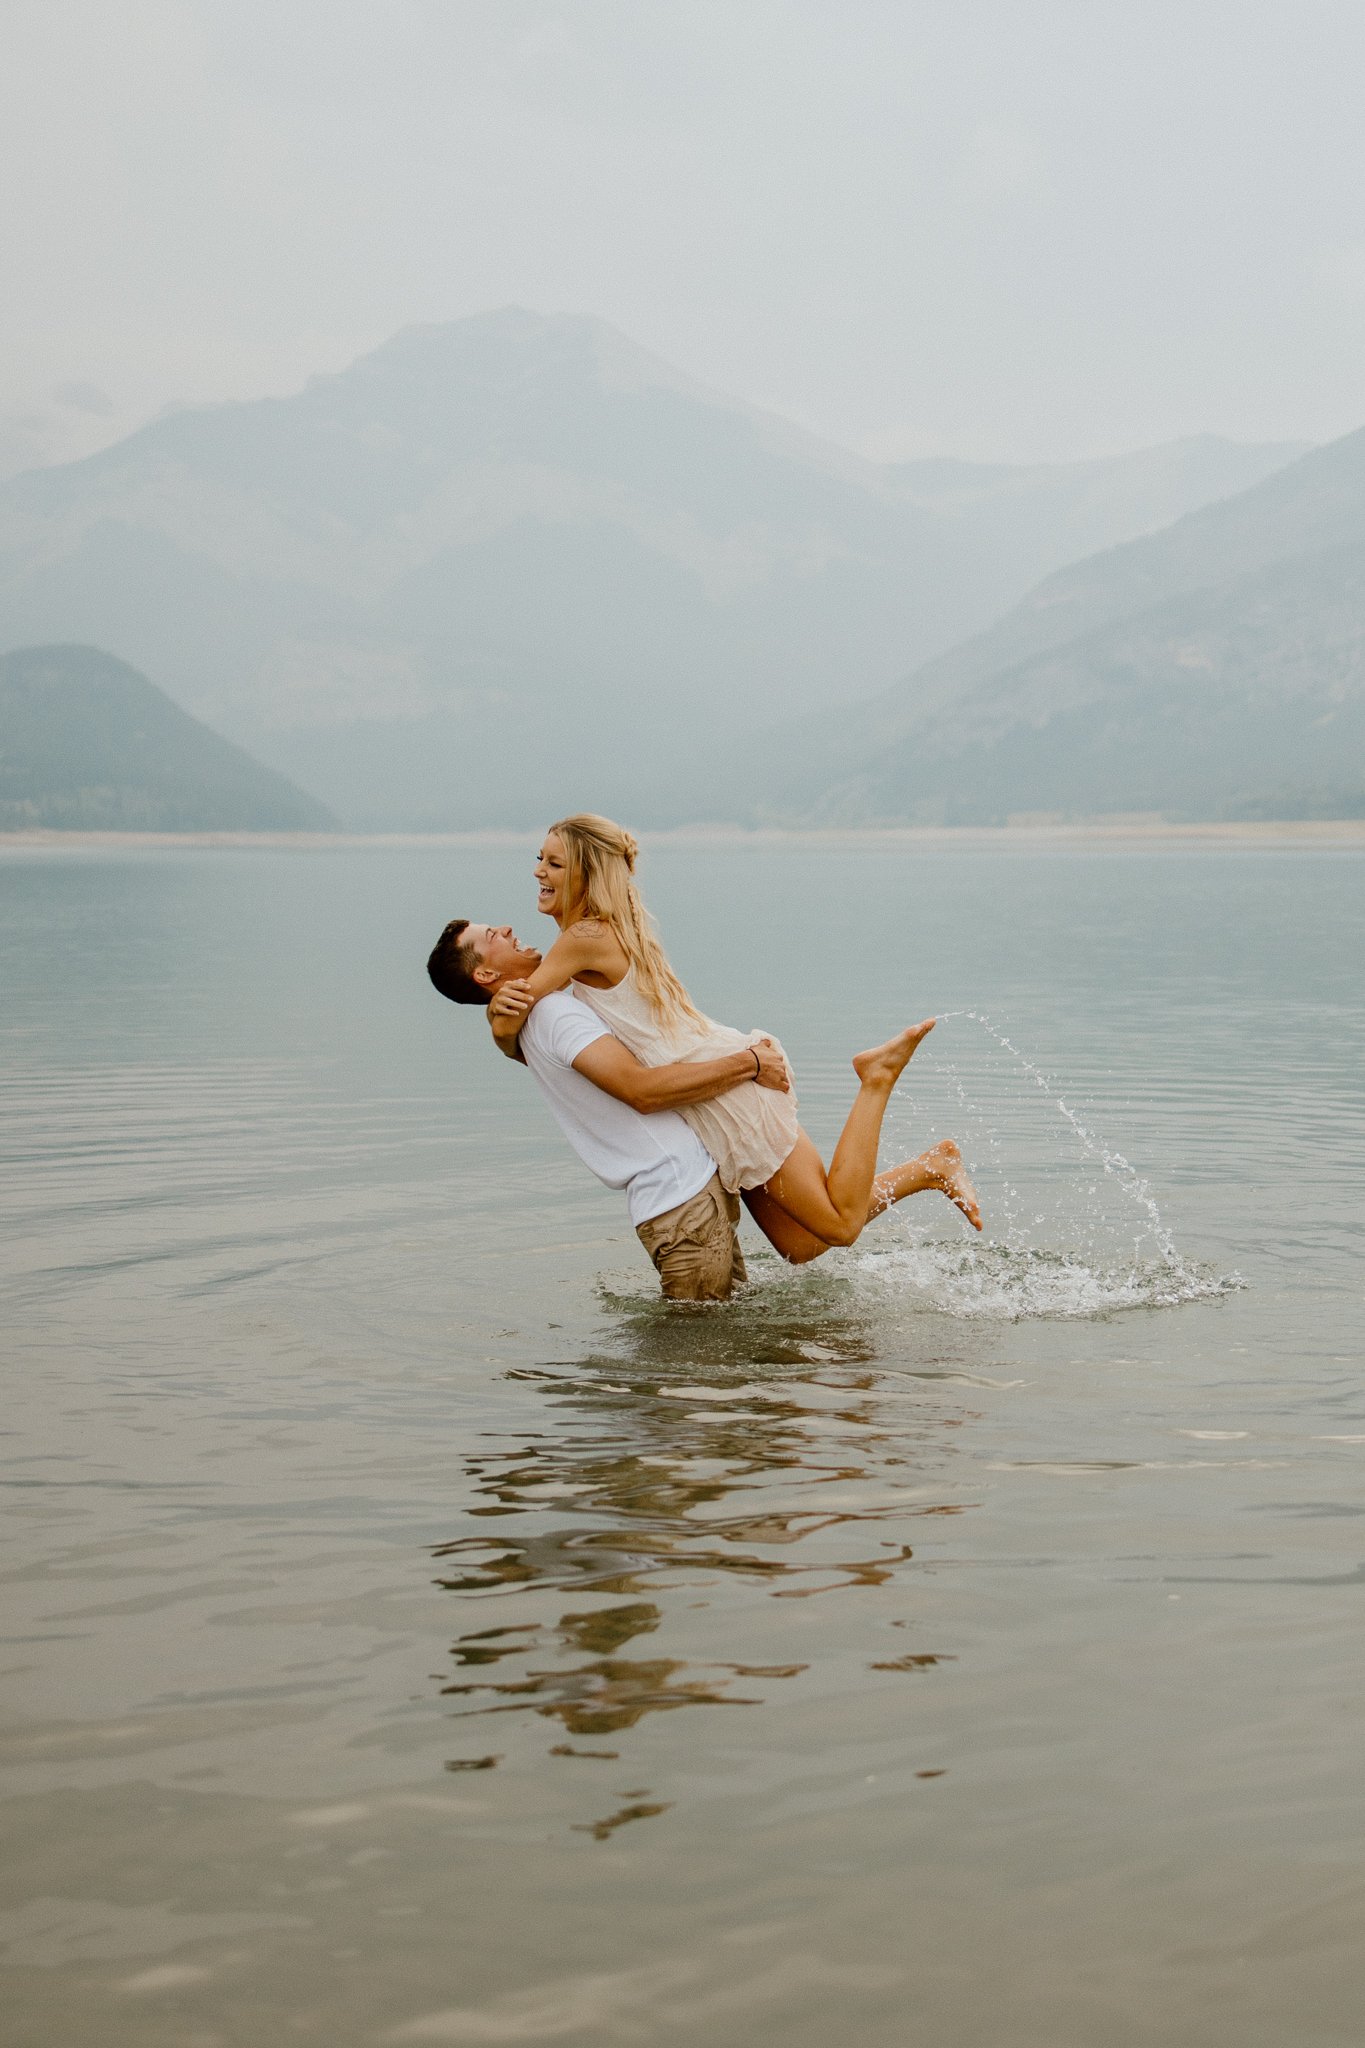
562;918;630;987
562;917;625;960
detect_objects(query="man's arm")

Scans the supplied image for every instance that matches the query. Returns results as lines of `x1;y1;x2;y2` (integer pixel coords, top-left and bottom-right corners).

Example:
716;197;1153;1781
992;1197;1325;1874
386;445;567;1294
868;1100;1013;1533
572;1033;788;1115
487;982;529;1062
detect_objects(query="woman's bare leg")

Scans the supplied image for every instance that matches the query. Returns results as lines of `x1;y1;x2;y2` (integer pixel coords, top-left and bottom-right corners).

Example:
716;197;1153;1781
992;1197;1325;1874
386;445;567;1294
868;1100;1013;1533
868;1139;982;1231
745;1138;983;1265
742;1186;830;1265
758;1020;936;1248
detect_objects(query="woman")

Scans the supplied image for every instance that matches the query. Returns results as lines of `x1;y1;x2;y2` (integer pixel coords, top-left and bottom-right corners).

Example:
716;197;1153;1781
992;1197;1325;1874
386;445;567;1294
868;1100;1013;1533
488;814;981;1262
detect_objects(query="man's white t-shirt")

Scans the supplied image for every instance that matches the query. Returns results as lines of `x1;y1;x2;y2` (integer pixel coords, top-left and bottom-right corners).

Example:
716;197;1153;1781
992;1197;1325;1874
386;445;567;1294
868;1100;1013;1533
517;990;715;1228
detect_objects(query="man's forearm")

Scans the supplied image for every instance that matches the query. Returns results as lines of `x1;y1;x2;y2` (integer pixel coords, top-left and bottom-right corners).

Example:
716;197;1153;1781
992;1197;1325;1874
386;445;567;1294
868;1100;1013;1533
487;1012;527;1063
628;1048;756;1113
571;1033;779;1114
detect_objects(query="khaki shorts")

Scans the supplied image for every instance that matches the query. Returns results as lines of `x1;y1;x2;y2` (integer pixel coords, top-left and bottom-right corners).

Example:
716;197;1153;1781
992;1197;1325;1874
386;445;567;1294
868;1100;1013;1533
635;1173;748;1302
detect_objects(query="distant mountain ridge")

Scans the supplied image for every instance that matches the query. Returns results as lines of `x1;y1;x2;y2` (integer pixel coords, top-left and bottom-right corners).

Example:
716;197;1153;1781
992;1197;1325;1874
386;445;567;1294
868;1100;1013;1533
774;429;1365;823
0;308;1304;828
0;646;334;830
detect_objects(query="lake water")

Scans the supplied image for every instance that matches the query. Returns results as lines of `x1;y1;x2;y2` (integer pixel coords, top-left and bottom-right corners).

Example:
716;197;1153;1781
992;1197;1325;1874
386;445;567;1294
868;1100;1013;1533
3;836;1363;2048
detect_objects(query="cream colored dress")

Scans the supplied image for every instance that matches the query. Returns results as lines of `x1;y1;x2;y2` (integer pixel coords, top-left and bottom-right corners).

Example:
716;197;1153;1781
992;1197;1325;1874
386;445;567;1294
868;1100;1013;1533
572;971;800;1193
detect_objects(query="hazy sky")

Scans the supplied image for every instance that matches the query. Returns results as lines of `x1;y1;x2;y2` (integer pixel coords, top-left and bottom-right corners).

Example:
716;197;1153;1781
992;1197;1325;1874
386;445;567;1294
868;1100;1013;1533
6;0;1365;476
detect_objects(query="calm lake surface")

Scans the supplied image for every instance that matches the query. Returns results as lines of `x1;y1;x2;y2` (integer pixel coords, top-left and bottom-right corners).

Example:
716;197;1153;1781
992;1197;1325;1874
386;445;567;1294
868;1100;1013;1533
3;837;1363;2048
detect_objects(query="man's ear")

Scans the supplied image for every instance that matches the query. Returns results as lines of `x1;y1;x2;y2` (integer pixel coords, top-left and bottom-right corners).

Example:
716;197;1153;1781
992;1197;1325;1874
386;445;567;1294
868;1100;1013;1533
472;963;497;990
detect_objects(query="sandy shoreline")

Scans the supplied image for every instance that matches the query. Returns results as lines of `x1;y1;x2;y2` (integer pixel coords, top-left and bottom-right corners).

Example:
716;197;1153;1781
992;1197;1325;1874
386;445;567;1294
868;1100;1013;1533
2;820;1364;853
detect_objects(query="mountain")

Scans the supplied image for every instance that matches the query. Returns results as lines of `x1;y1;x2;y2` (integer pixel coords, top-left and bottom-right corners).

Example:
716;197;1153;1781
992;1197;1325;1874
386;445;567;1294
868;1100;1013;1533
776;429;1365;824
0;645;335;830
883;434;1310;591
0;309;1303;828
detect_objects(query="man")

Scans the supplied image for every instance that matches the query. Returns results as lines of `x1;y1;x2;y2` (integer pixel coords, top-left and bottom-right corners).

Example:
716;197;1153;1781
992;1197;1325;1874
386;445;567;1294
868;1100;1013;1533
426;919;789;1301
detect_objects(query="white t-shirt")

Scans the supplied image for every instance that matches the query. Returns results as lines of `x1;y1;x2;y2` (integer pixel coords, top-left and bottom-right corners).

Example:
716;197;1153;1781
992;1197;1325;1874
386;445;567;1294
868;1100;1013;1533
518;990;715;1227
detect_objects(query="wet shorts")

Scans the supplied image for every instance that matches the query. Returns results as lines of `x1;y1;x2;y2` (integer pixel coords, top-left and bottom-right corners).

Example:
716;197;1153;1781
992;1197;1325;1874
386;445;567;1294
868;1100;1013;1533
635;1172;748;1302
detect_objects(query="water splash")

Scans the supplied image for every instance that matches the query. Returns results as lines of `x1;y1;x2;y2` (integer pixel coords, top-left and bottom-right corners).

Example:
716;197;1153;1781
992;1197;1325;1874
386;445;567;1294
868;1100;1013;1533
854;1237;1237;1322
954;1009;1179;1264
857;1010;1241;1321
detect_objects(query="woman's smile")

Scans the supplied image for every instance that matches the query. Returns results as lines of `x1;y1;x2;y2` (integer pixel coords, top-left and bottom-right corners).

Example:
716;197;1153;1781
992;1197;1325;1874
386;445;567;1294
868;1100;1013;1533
534;831;569;920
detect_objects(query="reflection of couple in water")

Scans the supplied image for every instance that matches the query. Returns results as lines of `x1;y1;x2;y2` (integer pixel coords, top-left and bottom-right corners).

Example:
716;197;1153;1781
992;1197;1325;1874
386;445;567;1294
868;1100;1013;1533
427;813;980;1300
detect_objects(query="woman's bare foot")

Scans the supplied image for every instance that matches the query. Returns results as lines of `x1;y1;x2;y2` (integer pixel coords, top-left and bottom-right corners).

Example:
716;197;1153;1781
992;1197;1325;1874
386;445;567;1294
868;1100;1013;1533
923;1138;983;1230
852;1018;936;1090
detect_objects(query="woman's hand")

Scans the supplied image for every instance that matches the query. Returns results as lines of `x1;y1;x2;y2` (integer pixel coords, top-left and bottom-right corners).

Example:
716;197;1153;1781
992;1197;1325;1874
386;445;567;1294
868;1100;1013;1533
751;1037;791;1092
489;979;534;1024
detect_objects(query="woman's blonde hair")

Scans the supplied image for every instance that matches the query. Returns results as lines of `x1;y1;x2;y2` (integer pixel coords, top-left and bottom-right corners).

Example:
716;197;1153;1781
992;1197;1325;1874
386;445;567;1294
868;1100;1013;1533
547;813;704;1031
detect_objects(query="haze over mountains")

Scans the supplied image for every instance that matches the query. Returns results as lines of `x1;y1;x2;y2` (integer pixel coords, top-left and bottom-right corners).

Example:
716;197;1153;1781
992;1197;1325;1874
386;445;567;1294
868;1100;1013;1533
770;429;1365;823
0;309;1307;830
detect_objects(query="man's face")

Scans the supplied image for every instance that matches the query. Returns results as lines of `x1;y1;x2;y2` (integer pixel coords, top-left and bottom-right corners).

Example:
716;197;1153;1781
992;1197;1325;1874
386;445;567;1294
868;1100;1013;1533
466;923;542;989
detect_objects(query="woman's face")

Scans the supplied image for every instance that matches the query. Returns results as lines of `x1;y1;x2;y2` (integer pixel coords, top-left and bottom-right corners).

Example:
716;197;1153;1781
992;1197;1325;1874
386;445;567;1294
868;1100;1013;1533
534;830;570;920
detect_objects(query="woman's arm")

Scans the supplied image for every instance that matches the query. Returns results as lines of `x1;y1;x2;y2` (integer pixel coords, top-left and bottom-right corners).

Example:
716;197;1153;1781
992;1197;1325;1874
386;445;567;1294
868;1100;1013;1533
487;922;625;1056
520;920;626;1000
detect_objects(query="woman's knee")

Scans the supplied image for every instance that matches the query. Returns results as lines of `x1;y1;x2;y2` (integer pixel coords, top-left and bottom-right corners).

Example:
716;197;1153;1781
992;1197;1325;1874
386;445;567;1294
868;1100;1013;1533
784;1217;858;1254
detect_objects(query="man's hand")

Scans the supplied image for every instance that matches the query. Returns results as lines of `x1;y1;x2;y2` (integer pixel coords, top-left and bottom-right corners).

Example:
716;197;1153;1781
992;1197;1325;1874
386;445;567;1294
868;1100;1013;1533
750;1037;790;1093
487;978;534;1061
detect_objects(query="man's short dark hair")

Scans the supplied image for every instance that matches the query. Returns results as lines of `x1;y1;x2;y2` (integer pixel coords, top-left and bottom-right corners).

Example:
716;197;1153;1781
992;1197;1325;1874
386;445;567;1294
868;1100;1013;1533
427;919;489;1005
